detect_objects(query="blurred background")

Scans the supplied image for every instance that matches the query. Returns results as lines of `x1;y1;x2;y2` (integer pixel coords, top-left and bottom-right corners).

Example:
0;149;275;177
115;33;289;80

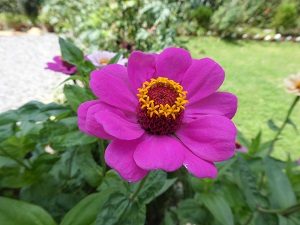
0;0;300;159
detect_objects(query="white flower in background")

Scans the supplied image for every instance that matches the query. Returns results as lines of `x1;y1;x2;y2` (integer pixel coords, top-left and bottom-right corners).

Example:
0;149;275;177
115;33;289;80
86;51;127;68
284;73;300;96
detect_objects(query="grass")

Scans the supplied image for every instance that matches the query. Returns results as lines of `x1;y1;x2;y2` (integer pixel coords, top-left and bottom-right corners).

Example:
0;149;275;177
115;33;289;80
187;36;300;159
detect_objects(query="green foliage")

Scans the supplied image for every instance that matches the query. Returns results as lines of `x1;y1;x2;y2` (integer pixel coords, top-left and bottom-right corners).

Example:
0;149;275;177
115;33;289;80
273;2;298;34
0;197;57;225
40;0;186;52
191;6;213;29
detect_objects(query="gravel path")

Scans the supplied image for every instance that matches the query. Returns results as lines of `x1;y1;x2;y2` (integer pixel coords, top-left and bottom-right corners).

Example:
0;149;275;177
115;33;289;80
0;34;65;112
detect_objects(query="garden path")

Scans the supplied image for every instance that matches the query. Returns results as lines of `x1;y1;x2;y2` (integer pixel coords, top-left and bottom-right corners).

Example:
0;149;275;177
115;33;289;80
0;33;64;112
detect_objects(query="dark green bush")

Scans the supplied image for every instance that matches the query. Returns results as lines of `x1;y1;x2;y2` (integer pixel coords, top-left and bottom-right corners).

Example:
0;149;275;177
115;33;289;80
273;2;298;34
191;6;213;29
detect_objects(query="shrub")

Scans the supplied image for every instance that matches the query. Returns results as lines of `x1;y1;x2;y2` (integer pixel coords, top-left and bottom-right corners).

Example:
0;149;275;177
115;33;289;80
273;2;298;34
191;6;213;29
40;0;187;53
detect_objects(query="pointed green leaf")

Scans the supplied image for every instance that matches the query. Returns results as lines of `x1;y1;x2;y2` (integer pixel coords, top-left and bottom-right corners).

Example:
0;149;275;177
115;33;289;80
0;197;57;225
108;53;122;64
238;157;267;210
201;193;234;225
264;157;296;209
96;192;146;225
248;130;262;155
267;119;279;132
59;37;84;65
63;85;95;111
130;171;175;204
60;190;114;225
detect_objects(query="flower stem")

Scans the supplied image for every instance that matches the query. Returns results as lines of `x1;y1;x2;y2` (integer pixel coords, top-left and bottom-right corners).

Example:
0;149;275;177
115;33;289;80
130;174;149;201
98;140;107;176
257;203;300;216
267;96;299;155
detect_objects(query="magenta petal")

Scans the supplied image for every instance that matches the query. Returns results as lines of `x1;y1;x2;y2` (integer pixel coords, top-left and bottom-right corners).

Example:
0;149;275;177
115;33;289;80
90;64;137;113
133;135;185;171
77;100;113;139
182;58;225;104
177;115;236;162
94;110;144;140
156;47;192;82
184;150;217;178
185;92;238;122
105;139;148;182
85;104;114;139
128;51;156;92
53;56;62;63
77;100;100;133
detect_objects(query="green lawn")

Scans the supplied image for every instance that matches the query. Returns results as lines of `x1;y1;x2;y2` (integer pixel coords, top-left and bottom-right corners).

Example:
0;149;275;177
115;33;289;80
187;37;300;159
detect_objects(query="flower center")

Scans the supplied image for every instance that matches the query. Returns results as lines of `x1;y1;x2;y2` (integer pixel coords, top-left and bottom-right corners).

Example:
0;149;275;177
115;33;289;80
99;58;110;65
296;81;300;89
61;58;74;70
137;77;188;135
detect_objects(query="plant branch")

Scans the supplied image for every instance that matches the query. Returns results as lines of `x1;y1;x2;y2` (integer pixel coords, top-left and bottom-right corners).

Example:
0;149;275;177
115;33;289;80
267;96;299;155
98;140;107;176
257;203;300;216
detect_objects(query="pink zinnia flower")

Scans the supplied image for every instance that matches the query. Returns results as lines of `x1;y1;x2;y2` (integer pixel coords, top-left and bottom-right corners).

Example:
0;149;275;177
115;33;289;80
46;56;77;75
78;47;237;182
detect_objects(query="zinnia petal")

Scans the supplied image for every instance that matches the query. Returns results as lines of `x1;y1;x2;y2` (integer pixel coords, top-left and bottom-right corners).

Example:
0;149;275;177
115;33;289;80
176;115;236;162
185;92;238;122
94;109;144;140
128;51;156;92
156;47;192;83
105;139;148;182
90;64;137;113
133;135;185;171
78;101;113;139
182;58;225;104
85;104;115;139
184;150;218;178
77;100;100;133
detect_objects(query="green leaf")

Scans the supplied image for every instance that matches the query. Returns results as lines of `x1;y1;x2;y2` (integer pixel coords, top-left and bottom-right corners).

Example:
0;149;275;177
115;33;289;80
97;170;129;194
75;149;102;187
0;110;18;125
108;53;122;64
77;60;96;77
60;191;114;225
0;197;57;225
63;85;95;111
264;157;297;209
201;193;234;225
130;171;175;204
96;192;146;225
278;215;300;225
248;130;262;155
59;37;84;65
287;118;298;133
0;123;15;142
0;165;34;188
177;198;206;224
268;119;280;131
0;136;35;158
238;157;267;210
254;212;277;225
50;130;97;148
161;211;178;225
